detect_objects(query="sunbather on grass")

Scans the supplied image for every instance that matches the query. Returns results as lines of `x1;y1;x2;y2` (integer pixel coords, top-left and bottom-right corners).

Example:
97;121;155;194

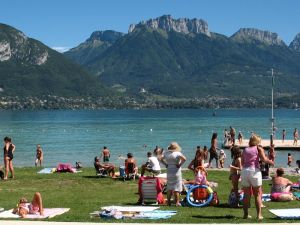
13;192;44;218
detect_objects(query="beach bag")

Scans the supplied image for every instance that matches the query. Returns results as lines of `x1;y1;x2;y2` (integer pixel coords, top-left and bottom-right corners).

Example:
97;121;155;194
193;187;208;200
228;190;239;207
76;162;83;169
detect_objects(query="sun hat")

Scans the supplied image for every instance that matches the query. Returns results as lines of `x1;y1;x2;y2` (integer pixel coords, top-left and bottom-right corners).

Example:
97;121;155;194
168;142;182;152
249;134;261;146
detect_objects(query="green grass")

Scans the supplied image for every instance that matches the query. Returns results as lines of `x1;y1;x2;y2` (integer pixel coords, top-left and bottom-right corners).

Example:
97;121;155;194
0;167;299;223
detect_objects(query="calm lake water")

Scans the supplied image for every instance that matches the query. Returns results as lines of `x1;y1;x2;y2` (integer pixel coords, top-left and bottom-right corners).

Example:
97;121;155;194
0;109;299;168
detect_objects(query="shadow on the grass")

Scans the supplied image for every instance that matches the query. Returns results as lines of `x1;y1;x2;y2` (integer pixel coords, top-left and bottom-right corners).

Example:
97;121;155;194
192;215;236;219
82;175;105;179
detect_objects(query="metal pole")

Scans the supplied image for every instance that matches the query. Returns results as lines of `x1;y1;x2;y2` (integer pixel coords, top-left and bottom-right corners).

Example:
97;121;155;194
271;68;274;145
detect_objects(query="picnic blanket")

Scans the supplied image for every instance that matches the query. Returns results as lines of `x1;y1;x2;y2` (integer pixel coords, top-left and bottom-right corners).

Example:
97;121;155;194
269;208;300;219
0;208;70;219
101;206;159;212
92;206;176;220
38;168;56;174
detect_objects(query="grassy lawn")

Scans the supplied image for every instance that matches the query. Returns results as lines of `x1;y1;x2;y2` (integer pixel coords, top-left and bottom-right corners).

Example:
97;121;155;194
0;167;299;223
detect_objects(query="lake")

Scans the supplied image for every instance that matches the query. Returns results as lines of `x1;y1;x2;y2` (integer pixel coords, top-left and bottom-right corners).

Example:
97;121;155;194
0;109;299;168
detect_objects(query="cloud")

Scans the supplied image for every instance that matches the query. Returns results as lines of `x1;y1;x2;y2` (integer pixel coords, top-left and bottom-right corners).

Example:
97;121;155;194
52;46;70;53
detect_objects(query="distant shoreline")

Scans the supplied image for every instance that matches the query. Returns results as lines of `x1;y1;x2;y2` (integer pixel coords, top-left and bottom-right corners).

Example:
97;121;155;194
0;95;298;110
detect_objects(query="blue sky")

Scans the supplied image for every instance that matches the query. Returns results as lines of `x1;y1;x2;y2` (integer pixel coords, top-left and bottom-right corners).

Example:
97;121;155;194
1;0;300;51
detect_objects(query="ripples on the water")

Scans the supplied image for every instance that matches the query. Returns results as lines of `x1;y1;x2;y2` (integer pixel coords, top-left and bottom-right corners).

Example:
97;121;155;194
0;109;299;168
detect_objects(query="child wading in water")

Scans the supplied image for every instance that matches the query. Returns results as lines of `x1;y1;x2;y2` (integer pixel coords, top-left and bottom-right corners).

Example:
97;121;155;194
101;146;110;162
287;153;293;167
35;144;43;167
229;146;242;207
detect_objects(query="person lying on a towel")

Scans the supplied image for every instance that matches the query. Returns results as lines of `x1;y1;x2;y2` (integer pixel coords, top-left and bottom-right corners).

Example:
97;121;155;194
13;192;44;218
270;168;294;201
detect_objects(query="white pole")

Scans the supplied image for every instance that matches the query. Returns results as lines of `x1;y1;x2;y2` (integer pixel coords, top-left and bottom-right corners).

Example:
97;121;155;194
271;68;274;145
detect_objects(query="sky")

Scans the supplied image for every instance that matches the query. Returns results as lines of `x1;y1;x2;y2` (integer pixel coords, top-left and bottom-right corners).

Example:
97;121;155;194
1;0;300;52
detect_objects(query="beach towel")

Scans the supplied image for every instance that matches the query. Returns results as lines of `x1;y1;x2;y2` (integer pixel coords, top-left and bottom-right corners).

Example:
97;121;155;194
293;192;300;199
91;209;176;220
269;208;300;219
0;208;70;219
262;194;271;202
101;206;159;212
37;168;56;174
133;210;177;219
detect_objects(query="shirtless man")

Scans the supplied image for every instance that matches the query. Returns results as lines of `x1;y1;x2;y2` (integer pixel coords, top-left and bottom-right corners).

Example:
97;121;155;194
101;146;110;162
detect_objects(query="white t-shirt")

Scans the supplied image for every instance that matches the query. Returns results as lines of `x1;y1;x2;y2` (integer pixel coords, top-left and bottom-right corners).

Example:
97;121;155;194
148;156;161;171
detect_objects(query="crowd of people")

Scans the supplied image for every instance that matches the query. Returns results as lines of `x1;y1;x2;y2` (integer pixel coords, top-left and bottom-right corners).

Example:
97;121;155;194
1;132;299;220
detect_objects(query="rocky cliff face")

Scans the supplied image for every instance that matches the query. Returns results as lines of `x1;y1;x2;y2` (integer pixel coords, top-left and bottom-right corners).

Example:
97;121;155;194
64;30;123;65
231;28;286;46
129;15;211;37
290;33;300;52
0;23;48;65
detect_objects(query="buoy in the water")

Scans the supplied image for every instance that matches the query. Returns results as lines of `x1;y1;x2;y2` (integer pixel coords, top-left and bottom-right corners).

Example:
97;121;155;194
150;129;153;132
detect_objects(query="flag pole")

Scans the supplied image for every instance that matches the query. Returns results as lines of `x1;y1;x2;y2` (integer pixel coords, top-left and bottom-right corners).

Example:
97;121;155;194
271;68;274;145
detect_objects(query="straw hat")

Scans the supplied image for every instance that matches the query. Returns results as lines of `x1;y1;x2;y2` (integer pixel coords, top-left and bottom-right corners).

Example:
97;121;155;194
168;142;182;152
249;134;261;146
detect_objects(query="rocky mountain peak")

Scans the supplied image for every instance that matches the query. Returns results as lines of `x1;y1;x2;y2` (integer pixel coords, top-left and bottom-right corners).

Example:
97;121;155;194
231;28;286;46
289;33;300;52
0;23;48;65
88;30;124;43
128;15;211;37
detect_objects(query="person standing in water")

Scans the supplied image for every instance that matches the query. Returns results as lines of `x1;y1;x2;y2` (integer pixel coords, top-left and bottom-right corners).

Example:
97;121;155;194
230;126;236;145
209;133;219;168
35;144;43;167
238;132;243;145
293;128;298;146
3;136;15;179
101;146;110;163
287;153;293;167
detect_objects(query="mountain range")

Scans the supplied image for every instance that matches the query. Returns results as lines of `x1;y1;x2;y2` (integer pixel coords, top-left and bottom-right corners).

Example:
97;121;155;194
1;15;300;106
0;23;108;97
65;15;300;99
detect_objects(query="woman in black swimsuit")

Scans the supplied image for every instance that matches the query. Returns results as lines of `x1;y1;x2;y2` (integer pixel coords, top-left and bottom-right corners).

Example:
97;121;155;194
3;136;15;179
